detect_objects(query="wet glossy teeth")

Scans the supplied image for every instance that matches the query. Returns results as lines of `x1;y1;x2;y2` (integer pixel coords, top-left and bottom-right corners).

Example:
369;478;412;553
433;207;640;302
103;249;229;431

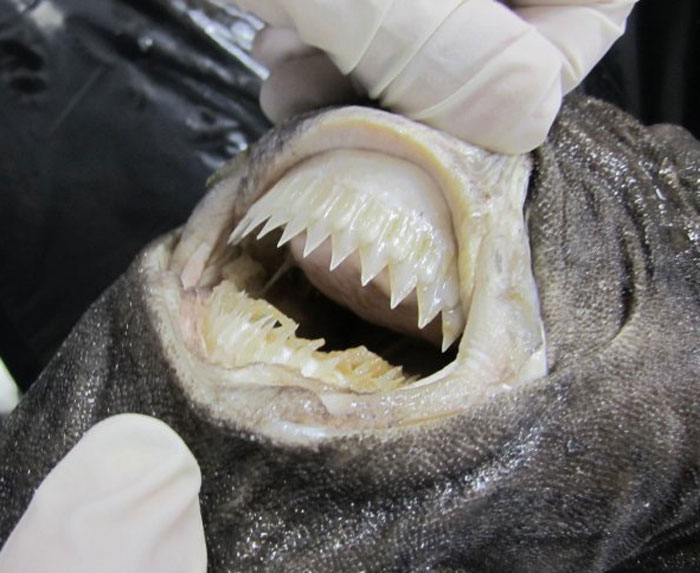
202;281;408;393
229;149;466;351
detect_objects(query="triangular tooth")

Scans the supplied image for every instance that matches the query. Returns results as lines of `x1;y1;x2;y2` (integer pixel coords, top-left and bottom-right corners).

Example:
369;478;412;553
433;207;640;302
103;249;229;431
311;188;341;219
325;354;342;371
230;209;269;244
359;244;387;286
229;217;249;244
387;215;412;260
245;319;274;361
256;315;277;338
355;201;386;243
277;213;310;247
344;200;370;235
260;330;290;363
257;212;289;239
374;366;405;389
352;354;381;376
229;213;258;244
329;230;357;270
414;239;442;284
221;316;251;350
303;221;331;257
275;172;316;206
416;281;443;329
389;261;417;309
441;306;465;352
307;338;325;352
441;268;462;308
329;189;363;230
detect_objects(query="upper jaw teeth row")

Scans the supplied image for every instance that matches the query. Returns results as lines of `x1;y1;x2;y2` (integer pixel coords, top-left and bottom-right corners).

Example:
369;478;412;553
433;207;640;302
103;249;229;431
228;149;466;351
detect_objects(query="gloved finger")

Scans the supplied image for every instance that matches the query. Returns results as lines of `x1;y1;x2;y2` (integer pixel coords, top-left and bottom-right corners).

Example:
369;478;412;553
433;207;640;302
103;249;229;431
356;0;564;153
233;0;637;153
0;414;206;573
238;0;394;75
509;0;637;92
260;52;357;124
353;0;636;152
234;0;292;27
252;26;316;69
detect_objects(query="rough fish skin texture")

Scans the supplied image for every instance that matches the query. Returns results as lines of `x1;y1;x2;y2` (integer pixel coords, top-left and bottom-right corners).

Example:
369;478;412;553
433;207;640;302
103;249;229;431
0;95;699;571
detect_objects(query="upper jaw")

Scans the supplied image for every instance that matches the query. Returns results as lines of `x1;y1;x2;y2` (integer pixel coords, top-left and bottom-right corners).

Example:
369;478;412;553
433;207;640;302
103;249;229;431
154;106;546;444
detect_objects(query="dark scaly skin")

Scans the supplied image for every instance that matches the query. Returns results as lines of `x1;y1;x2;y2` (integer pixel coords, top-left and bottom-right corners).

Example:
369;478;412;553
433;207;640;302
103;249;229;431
0;95;698;571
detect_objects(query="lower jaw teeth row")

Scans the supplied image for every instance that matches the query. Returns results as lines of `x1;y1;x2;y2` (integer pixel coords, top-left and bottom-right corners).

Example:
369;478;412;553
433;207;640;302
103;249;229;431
229;149;466;350
200;279;409;393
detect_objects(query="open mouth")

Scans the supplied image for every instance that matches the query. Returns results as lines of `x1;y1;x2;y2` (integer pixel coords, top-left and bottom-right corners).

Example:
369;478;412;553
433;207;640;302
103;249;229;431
156;107;546;442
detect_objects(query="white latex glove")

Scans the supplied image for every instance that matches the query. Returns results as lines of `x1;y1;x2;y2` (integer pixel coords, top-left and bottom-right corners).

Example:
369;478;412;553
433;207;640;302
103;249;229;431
0;414;207;573
236;0;638;153
0;357;19;416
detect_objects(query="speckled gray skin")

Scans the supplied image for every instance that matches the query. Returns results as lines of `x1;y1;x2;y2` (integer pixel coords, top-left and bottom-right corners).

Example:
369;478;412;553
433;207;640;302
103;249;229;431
0;96;698;571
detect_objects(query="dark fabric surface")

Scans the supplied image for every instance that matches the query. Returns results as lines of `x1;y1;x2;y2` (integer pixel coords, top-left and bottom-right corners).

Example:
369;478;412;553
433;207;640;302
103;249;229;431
583;0;700;140
0;0;268;388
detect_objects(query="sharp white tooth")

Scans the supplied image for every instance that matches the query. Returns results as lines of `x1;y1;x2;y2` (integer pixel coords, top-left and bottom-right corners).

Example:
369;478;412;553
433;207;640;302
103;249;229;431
261;332;291;363
374;366;405;389
307;338;325;352
352;354;381;376
360;216;395;285
311;188;342;220
242;216;267;238
230;209;270;243
416;281;443;329
359;244;387;286
417;255;441;285
229;213;260;244
229;217;249;244
387;216;413;260
277;213;311;247
389;261;417;309
245;319;275;361
345;201;371;234
440;306;465;352
278;172;316;205
414;237;443;283
303;221;331;257
442;268;462;308
221;316;250;350
329;189;362;230
256;212;289;239
355;202;386;243
329;230;357;270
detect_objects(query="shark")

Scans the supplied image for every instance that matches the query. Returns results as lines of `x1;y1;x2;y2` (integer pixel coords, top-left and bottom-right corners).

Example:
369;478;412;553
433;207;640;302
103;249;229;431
0;94;698;571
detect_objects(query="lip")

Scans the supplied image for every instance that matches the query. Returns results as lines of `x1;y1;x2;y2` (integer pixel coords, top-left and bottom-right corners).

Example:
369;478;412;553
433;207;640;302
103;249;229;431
151;106;546;443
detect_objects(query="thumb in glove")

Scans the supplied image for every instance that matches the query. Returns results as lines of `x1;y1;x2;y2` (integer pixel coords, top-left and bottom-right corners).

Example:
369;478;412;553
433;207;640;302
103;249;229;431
0;414;207;573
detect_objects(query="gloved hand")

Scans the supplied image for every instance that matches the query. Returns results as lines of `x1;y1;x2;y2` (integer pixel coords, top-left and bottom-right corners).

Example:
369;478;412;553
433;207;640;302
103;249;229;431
236;0;638;154
0;415;207;573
